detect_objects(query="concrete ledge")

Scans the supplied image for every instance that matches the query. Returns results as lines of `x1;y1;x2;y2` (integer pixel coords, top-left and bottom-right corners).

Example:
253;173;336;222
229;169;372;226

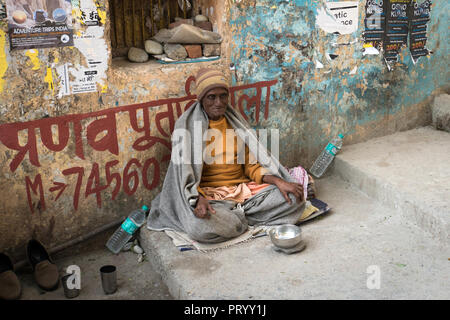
333;126;450;243
139;175;449;299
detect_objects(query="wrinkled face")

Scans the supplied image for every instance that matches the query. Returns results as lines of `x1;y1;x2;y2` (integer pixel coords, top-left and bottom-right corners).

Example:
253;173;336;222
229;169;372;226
201;87;229;121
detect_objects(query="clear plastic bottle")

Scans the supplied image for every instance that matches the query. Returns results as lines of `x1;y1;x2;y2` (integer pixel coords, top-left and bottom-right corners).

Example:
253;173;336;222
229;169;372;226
106;205;149;254
310;134;344;178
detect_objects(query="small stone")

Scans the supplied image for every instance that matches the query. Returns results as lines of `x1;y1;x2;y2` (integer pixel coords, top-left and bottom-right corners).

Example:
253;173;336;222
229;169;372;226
133;245;144;254
194;21;213;31
163;44;187;61
202;43;221;57
183;44;202;59
194;14;208;22
144;40;163;55
128;47;149;63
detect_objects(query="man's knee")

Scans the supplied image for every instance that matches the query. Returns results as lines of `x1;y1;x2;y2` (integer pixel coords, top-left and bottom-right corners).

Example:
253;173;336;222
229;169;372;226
184;207;247;243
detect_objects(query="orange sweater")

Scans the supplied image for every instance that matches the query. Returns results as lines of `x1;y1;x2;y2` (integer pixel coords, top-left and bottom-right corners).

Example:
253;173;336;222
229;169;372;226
199;117;268;193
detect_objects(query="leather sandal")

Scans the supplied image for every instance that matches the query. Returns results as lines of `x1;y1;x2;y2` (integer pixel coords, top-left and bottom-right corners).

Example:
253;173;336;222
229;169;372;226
0;253;21;300
26;240;59;291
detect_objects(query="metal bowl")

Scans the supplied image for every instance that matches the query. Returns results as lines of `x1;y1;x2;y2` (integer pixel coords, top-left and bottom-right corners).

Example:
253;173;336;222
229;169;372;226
269;224;302;249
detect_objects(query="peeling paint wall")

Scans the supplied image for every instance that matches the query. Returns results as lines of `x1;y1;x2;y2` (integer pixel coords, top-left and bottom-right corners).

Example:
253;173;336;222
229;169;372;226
0;0;231;259
0;0;448;258
229;0;449;167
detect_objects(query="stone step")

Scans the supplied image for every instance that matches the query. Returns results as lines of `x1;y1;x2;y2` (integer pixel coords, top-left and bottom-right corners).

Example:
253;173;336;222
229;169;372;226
332;126;450;243
139;175;450;299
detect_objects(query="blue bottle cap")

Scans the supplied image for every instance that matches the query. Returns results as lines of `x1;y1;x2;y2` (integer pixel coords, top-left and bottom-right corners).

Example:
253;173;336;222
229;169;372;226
142;205;149;211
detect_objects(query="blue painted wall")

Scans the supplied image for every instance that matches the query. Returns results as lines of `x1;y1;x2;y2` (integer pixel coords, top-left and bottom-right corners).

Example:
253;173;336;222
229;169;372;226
229;0;448;167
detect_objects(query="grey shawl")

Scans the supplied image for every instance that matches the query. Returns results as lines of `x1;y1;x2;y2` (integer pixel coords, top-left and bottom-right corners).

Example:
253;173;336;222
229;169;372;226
146;101;295;232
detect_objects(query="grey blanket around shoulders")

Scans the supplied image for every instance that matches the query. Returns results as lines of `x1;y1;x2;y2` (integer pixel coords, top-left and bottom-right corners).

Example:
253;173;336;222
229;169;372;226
146;101;296;234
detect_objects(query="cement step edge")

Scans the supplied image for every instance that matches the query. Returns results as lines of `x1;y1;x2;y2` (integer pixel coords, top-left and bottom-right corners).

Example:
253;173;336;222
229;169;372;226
332;157;449;243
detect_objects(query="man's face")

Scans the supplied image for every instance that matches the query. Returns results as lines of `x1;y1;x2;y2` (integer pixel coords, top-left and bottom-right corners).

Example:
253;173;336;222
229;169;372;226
201;87;229;121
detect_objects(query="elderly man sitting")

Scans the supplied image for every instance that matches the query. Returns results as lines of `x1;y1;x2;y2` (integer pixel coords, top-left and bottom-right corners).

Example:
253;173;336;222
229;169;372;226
147;69;307;243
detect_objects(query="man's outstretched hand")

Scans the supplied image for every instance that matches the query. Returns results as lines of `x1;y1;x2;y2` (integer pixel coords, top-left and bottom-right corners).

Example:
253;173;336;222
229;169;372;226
194;195;216;219
263;175;304;204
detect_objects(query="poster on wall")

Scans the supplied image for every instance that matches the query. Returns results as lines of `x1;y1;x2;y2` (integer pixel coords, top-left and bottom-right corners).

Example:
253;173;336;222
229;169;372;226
383;0;410;64
6;0;74;50
363;0;385;53
409;0;431;64
362;0;432;68
68;28;108;94
79;3;100;26
316;1;359;35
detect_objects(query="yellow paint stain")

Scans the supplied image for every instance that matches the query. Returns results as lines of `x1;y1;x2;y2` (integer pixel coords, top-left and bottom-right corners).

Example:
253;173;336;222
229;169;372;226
25;49;41;70
44;67;55;95
96;8;107;25
53;51;60;64
0;30;8;93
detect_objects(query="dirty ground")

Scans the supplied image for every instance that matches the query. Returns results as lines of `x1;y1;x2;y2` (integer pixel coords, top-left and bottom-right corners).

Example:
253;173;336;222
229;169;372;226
14;226;173;300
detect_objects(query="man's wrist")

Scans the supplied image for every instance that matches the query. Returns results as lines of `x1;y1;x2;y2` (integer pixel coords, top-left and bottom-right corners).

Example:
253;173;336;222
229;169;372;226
263;174;282;186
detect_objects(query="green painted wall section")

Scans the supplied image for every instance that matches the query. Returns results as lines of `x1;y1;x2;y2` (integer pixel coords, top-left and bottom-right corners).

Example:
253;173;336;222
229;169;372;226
229;0;448;167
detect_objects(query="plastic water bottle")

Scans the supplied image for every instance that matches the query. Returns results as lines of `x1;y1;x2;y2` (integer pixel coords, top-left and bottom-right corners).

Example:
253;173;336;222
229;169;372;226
106;205;149;254
310;134;344;178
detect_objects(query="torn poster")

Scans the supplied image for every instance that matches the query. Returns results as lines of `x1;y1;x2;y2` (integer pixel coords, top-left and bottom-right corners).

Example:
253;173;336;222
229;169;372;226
70;26;108;94
409;0;431;64
383;0;409;64
56;63;71;97
6;0;74;50
0;0;6;19
79;3;101;26
363;0;385;52
316;1;359;34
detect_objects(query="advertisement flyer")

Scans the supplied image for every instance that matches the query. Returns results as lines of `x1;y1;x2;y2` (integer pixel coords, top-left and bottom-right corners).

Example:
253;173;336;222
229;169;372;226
363;0;385;51
69;28;108;94
383;0;410;63
6;0;74;50
316;1;359;35
409;0;431;63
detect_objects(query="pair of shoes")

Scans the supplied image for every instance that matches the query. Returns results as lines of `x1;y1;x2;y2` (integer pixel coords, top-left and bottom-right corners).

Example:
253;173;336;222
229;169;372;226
0;240;59;299
0;253;21;300
26;240;59;291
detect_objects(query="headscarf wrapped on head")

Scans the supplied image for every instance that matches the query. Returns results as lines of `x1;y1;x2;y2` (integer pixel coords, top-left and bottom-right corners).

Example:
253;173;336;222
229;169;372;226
194;68;229;101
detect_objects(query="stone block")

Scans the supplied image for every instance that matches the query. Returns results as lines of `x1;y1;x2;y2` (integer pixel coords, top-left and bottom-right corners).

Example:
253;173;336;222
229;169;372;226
432;94;450;133
164;44;187;61
202;44;221;57
183;45;202;59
